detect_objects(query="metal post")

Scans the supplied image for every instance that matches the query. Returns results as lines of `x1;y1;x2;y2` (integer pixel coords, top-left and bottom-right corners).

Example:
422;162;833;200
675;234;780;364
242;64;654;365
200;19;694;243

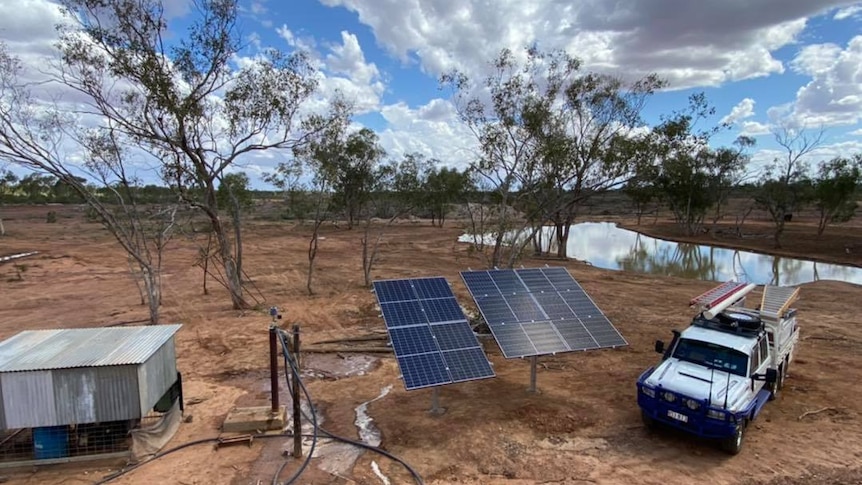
429;387;446;415
292;324;302;459
528;355;538;393
269;326;279;413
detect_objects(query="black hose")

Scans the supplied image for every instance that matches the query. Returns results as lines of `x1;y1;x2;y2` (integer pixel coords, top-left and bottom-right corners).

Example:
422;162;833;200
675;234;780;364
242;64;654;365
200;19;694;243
275;329;424;485
96;329;424;485
273;329;317;485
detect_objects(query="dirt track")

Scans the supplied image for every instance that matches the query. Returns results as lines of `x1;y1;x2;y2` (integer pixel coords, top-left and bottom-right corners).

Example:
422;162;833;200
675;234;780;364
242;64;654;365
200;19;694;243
0;205;860;484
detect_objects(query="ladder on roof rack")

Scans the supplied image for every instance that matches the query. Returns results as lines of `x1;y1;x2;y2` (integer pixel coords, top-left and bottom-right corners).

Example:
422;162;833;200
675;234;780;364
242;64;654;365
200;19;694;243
760;286;799;320
690;281;749;312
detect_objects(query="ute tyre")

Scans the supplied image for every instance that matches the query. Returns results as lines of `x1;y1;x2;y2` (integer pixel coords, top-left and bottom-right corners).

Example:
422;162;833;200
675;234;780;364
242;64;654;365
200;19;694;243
722;422;745;455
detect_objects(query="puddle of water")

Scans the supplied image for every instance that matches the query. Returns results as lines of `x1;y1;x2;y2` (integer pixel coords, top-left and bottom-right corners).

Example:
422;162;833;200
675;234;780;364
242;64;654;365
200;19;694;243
301;353;380;380
355;385;391;447
313;384;392;480
460;222;862;285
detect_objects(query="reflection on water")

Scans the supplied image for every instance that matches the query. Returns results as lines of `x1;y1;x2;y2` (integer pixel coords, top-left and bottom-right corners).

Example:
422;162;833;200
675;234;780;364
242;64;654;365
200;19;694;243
461;222;862;285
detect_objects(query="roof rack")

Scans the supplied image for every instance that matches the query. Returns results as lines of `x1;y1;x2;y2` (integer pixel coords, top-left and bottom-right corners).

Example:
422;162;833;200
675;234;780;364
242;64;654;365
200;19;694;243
691;314;763;337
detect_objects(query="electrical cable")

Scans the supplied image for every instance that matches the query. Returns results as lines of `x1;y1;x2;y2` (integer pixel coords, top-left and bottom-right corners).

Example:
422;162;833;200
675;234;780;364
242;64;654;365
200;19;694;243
94;327;423;485
272;329;318;485
274;329;424;485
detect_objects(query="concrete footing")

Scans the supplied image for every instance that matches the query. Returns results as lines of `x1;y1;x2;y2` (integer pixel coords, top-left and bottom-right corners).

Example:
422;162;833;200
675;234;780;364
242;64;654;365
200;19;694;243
222;406;287;433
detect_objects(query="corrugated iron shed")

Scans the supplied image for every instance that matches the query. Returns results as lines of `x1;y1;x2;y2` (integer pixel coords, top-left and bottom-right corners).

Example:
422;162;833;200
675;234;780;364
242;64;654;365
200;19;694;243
0;324;181;372
0;325;182;430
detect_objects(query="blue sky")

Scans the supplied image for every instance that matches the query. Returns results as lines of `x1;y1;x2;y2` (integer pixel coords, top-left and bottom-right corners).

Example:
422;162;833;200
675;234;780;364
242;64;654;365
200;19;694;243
2;0;862;187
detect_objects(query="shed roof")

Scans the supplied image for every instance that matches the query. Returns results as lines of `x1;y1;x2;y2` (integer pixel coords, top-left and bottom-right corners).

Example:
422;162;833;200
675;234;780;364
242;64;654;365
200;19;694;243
0;324;182;372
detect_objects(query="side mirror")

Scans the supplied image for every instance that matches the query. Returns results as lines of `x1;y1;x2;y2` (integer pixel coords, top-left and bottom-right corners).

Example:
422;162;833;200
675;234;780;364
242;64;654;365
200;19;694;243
654;340;665;354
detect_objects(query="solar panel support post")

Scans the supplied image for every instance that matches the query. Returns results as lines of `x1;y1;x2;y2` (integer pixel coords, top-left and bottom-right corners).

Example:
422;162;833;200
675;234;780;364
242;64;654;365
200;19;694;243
528;355;538;393
429;387;446;415
269;325;280;413
292;324;302;459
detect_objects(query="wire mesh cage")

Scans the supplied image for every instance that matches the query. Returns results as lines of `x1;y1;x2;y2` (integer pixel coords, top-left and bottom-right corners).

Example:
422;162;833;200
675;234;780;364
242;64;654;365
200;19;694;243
0;420;135;463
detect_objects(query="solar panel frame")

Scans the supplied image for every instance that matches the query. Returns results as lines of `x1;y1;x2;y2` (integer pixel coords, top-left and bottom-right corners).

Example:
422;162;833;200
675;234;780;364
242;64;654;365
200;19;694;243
374;276;495;390
460;267;627;358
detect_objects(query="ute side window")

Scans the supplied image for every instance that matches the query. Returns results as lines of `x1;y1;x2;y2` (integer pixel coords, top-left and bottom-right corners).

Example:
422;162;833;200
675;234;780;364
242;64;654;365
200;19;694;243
750;342;762;376
759;337;770;365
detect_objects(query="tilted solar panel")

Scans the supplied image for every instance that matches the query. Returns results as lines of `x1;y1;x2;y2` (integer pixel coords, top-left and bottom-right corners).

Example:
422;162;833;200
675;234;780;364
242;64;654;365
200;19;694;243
460;267;627;358
372;277;495;390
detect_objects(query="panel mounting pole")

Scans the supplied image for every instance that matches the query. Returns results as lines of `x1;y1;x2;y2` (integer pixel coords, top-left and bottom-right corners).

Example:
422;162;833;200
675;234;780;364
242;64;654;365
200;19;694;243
429;387;446;415
528;355;538;393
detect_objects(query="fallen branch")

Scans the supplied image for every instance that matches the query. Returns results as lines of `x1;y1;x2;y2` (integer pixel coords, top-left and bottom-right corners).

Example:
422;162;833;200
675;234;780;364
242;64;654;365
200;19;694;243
797;407;834;420
303;346;393;354
311;334;388;345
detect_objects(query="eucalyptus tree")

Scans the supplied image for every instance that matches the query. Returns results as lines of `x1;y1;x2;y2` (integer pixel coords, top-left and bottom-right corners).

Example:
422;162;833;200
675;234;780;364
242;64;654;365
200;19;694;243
0;50;177;324
442;47;576;267
755;126;823;248
423;164;473;227
444;47;662;264
812;155;860;236
53;0;337;309
651;94;751;236
528;70;664;258
0;167;16;235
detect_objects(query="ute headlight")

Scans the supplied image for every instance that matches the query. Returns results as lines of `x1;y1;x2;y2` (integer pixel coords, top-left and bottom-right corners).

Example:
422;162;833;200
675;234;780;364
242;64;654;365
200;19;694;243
662;391;676;403
684;399;701;411
707;409;726;420
641;386;656;398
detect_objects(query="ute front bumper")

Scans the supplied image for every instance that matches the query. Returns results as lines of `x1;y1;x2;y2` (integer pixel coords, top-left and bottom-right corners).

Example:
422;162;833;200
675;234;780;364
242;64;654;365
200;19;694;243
637;368;739;440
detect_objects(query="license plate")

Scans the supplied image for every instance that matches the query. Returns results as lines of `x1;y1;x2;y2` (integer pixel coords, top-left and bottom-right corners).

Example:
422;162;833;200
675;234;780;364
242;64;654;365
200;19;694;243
667;410;688;422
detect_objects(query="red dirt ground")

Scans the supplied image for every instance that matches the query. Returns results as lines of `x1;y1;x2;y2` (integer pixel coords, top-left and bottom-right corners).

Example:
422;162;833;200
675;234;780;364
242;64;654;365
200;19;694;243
0;204;860;485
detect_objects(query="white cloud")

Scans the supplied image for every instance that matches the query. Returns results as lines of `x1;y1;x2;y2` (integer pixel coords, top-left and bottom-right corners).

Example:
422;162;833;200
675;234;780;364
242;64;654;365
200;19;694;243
376;100;477;170
721;98;756;125
318;0;851;89
786;36;862;127
749;139;862;174
849;128;862;135
740;121;772;137
833;4;862;19
316;31;385;114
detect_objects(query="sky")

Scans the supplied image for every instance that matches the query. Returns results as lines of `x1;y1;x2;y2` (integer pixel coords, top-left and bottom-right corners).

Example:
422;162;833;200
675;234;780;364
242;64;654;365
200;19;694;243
2;0;862;188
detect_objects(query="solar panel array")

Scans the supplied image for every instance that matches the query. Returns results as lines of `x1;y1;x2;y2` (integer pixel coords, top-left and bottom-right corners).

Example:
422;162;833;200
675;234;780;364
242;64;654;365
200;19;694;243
373;277;495;390
460;267;627;358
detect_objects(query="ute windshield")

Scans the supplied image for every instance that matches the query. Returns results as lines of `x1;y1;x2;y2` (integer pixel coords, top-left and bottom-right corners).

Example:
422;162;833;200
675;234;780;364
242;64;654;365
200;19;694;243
672;338;748;377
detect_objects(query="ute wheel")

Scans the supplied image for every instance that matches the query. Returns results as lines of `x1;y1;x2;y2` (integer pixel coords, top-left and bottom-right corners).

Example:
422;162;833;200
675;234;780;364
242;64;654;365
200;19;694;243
721;422;746;455
641;411;655;431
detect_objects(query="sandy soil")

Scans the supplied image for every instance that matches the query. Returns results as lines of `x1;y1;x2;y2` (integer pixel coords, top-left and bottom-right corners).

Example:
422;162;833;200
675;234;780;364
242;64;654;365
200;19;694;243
0;204;861;485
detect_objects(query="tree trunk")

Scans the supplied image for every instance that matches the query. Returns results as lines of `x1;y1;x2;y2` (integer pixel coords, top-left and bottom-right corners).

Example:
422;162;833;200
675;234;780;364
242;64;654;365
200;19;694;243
141;266;161;325
0;217;5;236
773;222;784;249
307;226;320;295
208;210;248;309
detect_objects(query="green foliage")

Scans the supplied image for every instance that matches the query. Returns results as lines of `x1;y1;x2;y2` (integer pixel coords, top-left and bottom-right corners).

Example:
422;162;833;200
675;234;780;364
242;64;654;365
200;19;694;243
813;155;861;235
423;164;474;227
217;172;253;215
651;94;750;235
754;127;823;248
